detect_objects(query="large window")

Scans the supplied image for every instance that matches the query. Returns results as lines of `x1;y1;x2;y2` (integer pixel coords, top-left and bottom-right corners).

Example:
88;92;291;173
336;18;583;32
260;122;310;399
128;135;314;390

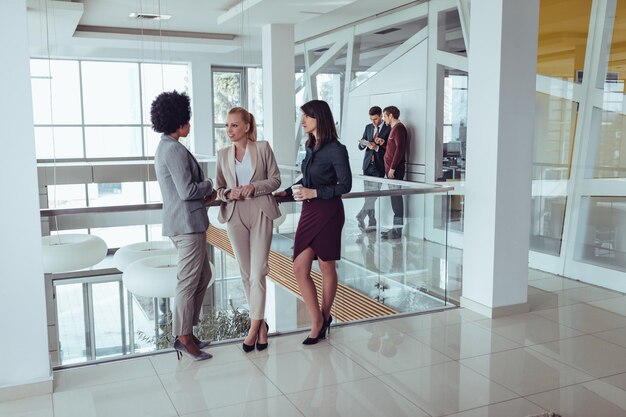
212;67;263;153
31;59;189;160
31;59;190;248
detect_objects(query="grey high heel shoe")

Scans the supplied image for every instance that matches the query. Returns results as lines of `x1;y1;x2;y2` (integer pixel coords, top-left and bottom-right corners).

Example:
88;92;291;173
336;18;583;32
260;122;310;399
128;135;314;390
193;335;211;349
174;338;212;361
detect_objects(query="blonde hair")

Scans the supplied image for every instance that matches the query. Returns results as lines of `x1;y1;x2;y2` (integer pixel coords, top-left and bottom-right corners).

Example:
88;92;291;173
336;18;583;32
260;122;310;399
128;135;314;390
227;107;257;141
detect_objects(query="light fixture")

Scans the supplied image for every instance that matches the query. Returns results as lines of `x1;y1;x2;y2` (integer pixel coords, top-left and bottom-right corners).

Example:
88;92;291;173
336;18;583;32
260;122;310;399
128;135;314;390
129;12;171;20
42;234;108;273
123;255;215;298
113;241;177;271
39;0;107;273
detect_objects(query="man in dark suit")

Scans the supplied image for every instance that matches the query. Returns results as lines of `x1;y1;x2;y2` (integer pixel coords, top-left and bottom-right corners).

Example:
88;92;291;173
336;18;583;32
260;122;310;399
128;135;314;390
356;106;390;231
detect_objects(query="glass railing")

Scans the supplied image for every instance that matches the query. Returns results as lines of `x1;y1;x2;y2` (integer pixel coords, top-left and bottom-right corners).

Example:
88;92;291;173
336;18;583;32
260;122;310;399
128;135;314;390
42;170;454;367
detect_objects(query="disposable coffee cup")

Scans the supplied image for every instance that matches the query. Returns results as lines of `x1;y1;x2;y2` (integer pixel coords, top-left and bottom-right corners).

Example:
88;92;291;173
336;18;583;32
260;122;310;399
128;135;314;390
291;184;303;201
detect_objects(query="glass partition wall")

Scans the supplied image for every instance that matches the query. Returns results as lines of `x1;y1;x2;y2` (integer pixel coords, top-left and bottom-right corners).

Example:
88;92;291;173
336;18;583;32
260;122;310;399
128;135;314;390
43;172;453;367
425;0;626;292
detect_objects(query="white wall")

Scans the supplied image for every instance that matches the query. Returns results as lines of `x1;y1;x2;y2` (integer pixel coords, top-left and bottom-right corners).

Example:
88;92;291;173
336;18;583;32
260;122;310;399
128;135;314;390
0;0;51;397
343;41;428;181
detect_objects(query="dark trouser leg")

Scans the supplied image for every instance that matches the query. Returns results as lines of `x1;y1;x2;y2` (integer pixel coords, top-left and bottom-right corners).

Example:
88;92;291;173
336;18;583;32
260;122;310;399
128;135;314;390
363;164;384;226
388;167;405;238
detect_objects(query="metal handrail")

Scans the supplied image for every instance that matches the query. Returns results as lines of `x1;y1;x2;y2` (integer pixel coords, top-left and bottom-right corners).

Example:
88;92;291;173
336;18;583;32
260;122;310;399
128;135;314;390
40;178;453;217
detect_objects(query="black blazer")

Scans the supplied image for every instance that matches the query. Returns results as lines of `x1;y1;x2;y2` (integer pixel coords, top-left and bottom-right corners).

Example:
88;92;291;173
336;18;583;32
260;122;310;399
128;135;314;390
358;122;390;175
286;139;352;200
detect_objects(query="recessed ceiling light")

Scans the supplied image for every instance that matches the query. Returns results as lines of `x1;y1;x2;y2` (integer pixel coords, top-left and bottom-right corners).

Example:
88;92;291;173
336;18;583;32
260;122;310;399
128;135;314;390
129;12;172;20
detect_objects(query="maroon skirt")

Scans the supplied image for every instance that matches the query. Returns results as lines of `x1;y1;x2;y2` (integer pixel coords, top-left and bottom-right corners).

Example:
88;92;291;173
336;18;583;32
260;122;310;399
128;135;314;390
293;197;345;261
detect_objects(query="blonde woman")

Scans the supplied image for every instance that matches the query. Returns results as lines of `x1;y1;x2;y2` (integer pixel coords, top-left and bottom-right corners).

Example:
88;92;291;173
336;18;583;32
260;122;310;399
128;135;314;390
215;107;281;352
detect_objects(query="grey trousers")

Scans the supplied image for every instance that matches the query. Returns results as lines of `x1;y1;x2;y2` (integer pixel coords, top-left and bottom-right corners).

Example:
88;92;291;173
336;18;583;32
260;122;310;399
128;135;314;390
170;232;211;336
226;199;273;320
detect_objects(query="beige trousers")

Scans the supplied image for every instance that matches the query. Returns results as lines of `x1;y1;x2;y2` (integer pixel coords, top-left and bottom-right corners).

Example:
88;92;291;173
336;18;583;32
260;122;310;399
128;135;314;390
170;232;211;336
226;199;273;320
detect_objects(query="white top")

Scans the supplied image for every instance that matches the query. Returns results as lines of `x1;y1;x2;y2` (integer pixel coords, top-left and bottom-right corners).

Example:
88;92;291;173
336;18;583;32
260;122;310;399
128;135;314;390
235;146;252;186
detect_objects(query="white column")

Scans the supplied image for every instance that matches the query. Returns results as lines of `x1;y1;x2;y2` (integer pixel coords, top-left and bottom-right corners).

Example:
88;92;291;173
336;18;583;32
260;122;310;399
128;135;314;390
262;24;296;166
0;0;52;399
461;0;539;317
190;60;214;157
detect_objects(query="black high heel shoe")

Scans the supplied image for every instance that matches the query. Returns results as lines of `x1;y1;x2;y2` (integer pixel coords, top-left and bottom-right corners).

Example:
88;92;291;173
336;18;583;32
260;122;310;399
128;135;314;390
302;321;328;345
256;321;269;351
324;315;333;335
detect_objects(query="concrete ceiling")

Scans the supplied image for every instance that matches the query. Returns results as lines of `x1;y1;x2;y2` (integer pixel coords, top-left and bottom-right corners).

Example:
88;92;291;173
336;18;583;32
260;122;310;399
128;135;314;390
26;0;424;65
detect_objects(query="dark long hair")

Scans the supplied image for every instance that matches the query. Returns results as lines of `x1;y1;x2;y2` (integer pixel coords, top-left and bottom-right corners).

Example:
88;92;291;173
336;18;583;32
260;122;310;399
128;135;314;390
301;100;338;150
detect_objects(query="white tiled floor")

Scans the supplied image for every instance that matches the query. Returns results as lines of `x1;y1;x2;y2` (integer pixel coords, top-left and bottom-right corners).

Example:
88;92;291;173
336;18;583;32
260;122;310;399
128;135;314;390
4;272;626;416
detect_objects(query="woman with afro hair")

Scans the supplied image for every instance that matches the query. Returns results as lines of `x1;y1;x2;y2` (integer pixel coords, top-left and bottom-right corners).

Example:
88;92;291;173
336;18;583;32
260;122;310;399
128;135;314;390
152;90;215;361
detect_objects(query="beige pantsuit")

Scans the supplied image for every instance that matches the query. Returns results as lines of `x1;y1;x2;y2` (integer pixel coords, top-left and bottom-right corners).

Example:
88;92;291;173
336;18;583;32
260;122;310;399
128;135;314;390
170;232;212;335
216;140;281;320
226;200;273;319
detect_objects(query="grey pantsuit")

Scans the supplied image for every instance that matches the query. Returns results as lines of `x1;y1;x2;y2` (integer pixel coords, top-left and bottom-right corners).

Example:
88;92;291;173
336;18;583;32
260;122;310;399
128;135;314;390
170;233;212;335
154;134;214;337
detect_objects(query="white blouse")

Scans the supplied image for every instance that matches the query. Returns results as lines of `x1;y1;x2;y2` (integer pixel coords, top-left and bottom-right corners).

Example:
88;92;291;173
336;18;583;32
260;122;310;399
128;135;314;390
234;146;252;186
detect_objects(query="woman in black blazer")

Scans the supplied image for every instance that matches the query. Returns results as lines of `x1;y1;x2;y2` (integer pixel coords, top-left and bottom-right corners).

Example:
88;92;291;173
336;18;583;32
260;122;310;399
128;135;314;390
276;100;352;344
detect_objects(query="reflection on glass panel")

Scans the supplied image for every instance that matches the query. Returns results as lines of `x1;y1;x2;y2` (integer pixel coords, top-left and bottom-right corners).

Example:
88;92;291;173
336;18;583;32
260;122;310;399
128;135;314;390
247;67;263;124
434;194;464;233
147;224;163;241
530;196;567;255
214;127;228;153
575;196;626;272
140;63;189;123
143;126;161;157
91;225;146;249
47;184;86;209
438;8;467;56
592;108;626;178
87;182;144;206
213;71;242;124
213;252;247;311
30;59;82;125
256;126;265;141
537;0;592;82
600;0;626;88
316;73;342;126
93;281;124;359
128;293;159;353
146;181;162;203
533;93;577;180
81;61;141;124
55;283;86;365
295;73;306;163
351;17;428;89
438;67;468;182
148;223;163;242
34;127;84;159
85;126;143;158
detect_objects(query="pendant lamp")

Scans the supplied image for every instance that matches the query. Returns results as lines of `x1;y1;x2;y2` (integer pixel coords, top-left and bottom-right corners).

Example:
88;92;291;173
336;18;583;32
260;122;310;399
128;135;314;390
113;240;177;271
122;255;215;298
42;234;108;273
39;1;107;273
